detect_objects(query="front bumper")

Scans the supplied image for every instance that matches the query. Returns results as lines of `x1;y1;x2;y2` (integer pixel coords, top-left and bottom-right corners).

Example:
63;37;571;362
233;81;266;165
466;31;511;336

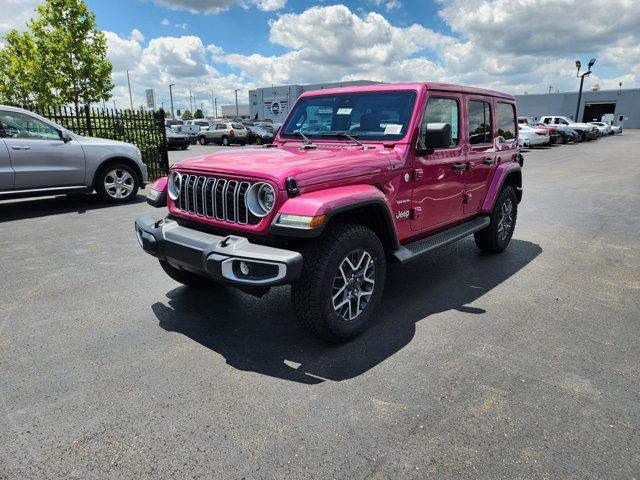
135;215;303;287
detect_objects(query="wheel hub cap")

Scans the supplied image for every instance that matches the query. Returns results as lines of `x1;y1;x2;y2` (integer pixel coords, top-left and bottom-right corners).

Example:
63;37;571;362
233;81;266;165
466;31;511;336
332;249;376;322
497;198;513;241
104;169;134;199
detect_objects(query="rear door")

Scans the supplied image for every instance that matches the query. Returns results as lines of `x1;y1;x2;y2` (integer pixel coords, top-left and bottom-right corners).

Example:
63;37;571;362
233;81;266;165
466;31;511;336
0;109;85;189
464;97;495;214
0;138;14;190
412;93;466;232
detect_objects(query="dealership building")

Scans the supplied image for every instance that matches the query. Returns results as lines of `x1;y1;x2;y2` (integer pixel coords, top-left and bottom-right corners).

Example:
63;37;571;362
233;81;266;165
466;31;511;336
248;80;381;122
515;88;640;128
249;81;639;128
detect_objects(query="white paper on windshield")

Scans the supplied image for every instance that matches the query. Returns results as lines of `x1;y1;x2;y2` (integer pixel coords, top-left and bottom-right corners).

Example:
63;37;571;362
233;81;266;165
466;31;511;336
336;108;353;115
384;124;402;135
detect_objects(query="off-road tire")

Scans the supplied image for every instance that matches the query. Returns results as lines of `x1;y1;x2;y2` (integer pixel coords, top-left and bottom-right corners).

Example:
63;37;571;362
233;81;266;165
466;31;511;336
474;185;517;253
291;223;386;343
95;163;139;203
159;259;213;288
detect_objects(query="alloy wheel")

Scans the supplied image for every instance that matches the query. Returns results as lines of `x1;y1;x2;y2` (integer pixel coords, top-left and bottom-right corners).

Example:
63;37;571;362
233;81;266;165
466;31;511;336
332;249;376;322
497;198;514;241
104;169;134;199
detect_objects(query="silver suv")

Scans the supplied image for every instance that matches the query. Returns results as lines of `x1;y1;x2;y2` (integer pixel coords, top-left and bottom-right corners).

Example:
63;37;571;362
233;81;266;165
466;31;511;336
197;122;247;146
0;106;147;202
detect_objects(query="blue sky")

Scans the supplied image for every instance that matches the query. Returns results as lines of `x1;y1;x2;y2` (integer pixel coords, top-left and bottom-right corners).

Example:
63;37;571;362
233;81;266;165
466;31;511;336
2;0;638;112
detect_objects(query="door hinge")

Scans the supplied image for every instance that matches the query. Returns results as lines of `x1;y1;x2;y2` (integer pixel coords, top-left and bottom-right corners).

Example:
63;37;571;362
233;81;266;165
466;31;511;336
463;193;472;204
413;169;423;181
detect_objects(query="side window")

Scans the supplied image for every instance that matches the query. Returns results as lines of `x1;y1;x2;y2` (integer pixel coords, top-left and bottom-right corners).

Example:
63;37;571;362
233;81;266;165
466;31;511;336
0;111;60;140
543;118;551;124
468;100;492;145
496;102;516;140
419;97;459;147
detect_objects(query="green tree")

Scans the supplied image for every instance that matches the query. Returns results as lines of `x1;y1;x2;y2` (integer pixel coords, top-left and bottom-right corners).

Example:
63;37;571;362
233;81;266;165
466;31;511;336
194;109;204;119
0;30;39;105
181;109;193;120
29;0;113;110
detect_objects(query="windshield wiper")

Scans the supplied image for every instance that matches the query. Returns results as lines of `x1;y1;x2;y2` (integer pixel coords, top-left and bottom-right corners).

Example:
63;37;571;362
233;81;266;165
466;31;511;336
292;131;317;149
320;131;367;148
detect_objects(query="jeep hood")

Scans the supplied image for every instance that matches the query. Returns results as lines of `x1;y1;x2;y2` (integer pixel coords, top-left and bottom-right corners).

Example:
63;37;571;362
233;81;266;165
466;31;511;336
173;145;400;189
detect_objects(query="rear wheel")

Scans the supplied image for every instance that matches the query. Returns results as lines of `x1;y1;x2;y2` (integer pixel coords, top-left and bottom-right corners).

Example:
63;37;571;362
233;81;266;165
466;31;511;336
159;260;213;288
198;136;207;145
221;136;230;146
474;185;517;253
577;130;586;142
292;223;386;343
96;163;138;203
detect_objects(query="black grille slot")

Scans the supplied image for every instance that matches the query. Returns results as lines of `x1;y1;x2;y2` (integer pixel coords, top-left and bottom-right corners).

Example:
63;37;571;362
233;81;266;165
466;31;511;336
187;175;196;213
179;174;188;209
204;178;216;218
215;179;226;221
226;181;238;222
238;182;250;224
195;177;206;215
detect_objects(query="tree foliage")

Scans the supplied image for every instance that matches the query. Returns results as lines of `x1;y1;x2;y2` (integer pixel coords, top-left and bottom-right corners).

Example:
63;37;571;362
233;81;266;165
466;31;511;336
0;31;39;105
181;109;193;120
0;0;113;109
194;109;204;119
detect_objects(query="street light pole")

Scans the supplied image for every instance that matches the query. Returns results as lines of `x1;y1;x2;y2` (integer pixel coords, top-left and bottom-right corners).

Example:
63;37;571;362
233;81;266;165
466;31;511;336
169;84;175;119
575;58;596;122
234;88;240;118
126;70;134;111
214;98;218;118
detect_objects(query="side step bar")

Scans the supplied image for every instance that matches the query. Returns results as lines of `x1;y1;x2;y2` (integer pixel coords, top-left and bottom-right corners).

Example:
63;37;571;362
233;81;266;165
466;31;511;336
392;215;490;263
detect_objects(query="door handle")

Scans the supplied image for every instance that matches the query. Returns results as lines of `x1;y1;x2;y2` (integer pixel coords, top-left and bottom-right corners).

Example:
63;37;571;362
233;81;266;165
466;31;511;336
11;145;30;150
452;162;467;171
483;157;495;166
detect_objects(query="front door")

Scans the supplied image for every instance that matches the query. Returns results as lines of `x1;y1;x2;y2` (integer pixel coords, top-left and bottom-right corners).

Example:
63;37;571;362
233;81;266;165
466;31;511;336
412;94;466;232
464;97;495;214
0;109;85;189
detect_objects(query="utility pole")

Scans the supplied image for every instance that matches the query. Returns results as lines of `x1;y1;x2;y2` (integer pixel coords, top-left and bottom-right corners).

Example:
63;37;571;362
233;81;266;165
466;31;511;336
126;70;134;111
575;58;596;122
214;97;218;118
548;85;553;94
234;88;240;118
169;84;175;118
189;89;193;113
113;100;117;110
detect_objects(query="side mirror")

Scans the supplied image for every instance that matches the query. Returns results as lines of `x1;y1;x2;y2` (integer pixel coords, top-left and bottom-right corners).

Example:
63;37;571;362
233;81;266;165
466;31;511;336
59;130;72;142
417;122;451;156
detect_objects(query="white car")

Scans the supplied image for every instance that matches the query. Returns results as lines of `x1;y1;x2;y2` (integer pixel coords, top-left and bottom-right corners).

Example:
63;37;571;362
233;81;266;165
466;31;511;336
539;115;599;142
588;122;612;136
518;124;550;148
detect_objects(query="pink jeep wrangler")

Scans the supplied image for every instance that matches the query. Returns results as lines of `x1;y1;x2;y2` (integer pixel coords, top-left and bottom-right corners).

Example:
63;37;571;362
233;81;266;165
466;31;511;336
136;83;522;342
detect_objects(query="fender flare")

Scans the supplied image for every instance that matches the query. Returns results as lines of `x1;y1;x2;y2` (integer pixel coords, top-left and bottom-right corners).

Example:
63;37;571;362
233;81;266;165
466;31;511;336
481;161;522;213
271;184;399;249
91;155;145;188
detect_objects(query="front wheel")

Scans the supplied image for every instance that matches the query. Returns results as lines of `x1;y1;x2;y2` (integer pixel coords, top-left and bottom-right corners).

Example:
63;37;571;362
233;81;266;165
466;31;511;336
96;163;139;203
474;185;517;253
221;136;230;146
198;136;207;145
292;223;386;343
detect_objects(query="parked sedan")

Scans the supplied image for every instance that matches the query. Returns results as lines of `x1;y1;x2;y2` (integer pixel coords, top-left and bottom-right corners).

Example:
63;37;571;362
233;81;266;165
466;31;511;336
518;124;550;148
0;105;147;202
246;125;274;145
165;127;190;150
588;122;613;136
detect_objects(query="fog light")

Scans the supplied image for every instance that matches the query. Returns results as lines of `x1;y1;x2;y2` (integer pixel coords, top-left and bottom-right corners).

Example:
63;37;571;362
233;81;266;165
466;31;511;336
239;261;250;276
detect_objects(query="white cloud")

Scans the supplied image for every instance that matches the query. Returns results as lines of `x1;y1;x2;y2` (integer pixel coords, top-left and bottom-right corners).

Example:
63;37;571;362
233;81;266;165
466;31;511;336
160;18;170;26
151;0;286;14
0;0;41;41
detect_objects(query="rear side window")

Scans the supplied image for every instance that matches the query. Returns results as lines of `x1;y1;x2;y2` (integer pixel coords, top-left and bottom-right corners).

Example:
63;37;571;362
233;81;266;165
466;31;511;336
497;102;516;140
231;123;244;129
468;100;492;145
421;97;459;146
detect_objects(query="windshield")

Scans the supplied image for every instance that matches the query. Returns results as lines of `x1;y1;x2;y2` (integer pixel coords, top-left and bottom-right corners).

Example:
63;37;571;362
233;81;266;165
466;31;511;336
281;90;417;141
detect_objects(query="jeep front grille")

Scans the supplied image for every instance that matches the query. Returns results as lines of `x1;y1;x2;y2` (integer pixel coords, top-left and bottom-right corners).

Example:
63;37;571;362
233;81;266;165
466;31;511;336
177;174;256;225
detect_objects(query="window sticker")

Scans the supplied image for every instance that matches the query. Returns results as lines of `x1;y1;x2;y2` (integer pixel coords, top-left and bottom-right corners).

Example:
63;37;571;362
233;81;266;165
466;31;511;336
336;108;353;115
384;124;402;135
450;108;458;140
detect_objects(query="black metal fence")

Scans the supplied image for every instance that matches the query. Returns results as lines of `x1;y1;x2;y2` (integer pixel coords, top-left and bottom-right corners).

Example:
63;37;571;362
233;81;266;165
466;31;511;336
26;105;169;179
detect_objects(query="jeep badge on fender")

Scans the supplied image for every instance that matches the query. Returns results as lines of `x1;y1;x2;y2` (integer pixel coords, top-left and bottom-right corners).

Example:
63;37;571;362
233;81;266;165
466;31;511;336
136;83;522;342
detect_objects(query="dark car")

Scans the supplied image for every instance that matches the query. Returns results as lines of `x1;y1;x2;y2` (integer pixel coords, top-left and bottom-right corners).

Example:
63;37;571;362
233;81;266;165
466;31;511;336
246;125;274;145
165;127;190;150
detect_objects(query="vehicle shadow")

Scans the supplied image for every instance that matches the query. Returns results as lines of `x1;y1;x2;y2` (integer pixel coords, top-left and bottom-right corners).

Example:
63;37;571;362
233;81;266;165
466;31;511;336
153;238;542;384
0;193;146;222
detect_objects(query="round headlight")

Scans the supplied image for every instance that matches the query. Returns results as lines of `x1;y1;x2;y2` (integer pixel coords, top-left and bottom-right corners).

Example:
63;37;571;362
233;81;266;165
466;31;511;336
247;182;275;218
168;171;182;201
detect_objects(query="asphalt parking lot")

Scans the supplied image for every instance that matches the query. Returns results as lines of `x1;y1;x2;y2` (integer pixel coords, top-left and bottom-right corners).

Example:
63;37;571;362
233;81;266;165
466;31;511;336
1;133;639;479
